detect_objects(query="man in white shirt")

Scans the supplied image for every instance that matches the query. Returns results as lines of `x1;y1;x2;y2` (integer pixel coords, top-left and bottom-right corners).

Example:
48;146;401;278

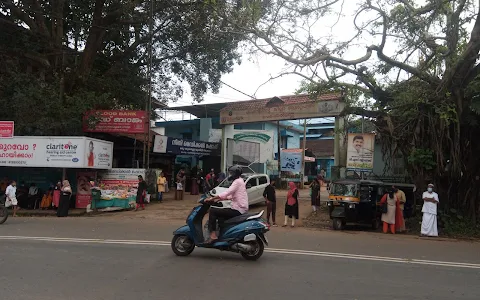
421;183;439;237
6;180;18;217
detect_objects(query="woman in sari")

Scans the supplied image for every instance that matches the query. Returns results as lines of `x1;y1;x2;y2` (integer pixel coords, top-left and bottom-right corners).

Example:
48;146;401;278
283;182;299;227
379;189;400;234
40;188;53;209
57;180;72;217
52;181;61;209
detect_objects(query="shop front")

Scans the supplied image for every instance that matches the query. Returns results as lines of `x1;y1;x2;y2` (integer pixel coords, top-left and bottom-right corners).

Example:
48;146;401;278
153;135;221;192
0;136;113;209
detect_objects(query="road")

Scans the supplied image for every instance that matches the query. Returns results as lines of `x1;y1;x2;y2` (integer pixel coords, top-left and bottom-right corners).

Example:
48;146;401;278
1;217;480;300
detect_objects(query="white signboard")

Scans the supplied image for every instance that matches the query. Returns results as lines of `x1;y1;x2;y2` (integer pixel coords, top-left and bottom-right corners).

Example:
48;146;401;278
85;138;113;168
233;130;274;163
280;151;302;172
0;136;113;169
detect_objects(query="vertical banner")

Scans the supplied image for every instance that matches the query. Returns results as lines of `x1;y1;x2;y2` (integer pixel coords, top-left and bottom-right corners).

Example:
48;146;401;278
76;171;96;208
346;133;375;171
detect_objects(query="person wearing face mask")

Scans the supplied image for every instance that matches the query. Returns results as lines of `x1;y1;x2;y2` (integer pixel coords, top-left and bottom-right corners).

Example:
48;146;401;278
392;185;406;233
421;183;439;237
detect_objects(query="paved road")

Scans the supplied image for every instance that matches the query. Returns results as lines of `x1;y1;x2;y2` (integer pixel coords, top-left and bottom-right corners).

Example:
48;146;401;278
1;218;480;300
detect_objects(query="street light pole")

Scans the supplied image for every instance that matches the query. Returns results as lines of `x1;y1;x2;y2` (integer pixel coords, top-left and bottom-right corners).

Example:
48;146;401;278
301;119;307;189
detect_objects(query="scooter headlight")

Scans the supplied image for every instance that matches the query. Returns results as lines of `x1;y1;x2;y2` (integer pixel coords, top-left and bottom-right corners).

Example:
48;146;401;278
349;203;355;209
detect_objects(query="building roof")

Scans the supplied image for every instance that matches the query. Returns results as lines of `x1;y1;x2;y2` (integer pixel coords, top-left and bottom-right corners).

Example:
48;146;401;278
161;93;342;119
306;139;334;158
221;93;341;112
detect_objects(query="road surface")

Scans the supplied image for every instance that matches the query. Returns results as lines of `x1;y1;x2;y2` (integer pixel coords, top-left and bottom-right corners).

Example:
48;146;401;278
1;217;479;300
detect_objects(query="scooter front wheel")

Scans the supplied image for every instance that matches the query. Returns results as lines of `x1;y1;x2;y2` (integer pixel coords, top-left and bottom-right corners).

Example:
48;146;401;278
240;237;264;261
0;206;8;225
171;234;195;256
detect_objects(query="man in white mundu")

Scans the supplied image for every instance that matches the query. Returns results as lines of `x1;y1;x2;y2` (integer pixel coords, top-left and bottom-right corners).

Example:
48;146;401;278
421;184;439;237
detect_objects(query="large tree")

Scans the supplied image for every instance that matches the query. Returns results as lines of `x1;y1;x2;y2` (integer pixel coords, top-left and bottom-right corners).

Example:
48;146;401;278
0;0;257;135
226;0;480;220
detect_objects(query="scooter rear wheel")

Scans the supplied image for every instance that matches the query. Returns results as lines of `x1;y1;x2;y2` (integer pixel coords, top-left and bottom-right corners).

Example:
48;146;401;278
171;234;195;256
240;237;264;261
0;207;8;225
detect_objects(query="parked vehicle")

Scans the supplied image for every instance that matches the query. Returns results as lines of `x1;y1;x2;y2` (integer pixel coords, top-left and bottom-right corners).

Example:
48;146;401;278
0;193;8;225
327;179;385;230
171;194;270;261
212;173;270;206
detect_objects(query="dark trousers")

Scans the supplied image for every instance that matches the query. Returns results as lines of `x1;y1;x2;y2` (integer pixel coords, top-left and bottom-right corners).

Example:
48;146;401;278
208;207;241;232
267;201;276;224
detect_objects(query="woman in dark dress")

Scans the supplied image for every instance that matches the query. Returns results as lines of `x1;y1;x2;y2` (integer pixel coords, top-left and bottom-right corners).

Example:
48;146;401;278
136;175;147;211
283;182;299;227
57;180;72;217
310;178;321;213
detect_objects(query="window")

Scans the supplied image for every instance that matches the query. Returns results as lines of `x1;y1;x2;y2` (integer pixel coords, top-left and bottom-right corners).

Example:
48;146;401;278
258;176;268;185
246;178;258;188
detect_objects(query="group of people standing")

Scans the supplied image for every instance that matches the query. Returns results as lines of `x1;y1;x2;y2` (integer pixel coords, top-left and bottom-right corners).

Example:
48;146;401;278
380;183;439;237
262;179;300;227
3;180;72;217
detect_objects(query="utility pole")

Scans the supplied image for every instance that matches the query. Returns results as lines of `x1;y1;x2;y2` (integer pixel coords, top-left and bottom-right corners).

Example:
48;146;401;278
300;119;307;189
144;0;154;169
277;121;281;186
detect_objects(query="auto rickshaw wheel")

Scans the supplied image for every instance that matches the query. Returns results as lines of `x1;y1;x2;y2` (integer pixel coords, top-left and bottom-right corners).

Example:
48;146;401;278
332;218;345;230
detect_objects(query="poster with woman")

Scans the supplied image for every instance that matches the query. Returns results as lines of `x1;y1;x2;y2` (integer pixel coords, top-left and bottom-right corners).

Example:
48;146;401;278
76;171;96;208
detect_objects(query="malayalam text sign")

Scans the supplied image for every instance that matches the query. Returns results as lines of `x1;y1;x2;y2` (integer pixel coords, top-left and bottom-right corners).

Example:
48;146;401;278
346;133;375;171
153;136;221;156
220;100;344;124
83;110;147;134
0;121;14;138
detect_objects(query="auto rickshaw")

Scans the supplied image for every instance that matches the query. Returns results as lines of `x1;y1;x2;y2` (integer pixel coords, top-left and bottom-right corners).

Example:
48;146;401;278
327;179;385;230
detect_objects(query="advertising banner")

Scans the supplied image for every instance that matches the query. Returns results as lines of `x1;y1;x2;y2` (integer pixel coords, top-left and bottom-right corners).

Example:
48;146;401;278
346;133;375;171
85;138;113;168
97;168;145;188
0;136;113;168
153;136;221;156
83;110;147;134
0;121;14;138
76;171;96;208
280;151;302;172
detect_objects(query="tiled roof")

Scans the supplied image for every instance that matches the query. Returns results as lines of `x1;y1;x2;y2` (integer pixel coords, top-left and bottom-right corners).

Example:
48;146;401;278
220;93;342;111
306;139;334;157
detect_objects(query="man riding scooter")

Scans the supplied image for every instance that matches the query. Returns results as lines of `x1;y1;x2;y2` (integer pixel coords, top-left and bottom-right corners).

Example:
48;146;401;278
205;165;248;243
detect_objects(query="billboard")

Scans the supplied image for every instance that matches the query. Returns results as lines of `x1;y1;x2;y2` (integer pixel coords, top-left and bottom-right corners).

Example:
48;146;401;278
83;110;147;134
220;100;344;124
0;136;113;169
0;121;14;138
280;151;302;172
346;133;375;171
85;138;113;168
153;136;221;156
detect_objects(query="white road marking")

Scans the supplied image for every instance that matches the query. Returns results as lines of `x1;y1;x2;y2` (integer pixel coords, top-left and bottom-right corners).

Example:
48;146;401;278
1;235;479;269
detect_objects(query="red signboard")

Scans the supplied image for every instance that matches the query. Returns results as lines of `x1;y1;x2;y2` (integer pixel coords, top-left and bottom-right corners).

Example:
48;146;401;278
0;121;14;138
83;110;147;134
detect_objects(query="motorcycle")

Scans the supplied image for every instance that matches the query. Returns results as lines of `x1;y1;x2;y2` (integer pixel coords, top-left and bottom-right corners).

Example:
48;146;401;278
0;193;8;225
171;194;270;261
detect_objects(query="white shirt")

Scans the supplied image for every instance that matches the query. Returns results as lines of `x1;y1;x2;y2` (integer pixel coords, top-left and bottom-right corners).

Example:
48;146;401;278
422;191;439;215
6;185;16;199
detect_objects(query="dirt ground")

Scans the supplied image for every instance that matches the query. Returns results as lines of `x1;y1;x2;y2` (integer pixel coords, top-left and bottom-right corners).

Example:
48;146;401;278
97;189;330;227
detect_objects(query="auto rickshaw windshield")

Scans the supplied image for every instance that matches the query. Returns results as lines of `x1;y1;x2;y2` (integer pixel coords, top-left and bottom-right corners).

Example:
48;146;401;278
330;183;358;197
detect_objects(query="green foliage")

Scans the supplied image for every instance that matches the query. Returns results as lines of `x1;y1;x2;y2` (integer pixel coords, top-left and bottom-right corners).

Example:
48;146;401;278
407;148;437;171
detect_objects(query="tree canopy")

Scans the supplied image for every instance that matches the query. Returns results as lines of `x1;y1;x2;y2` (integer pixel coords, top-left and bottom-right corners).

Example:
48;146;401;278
226;0;480;220
0;0;257;135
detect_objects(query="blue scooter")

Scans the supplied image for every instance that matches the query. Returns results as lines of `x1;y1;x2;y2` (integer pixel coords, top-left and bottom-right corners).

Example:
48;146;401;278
171;194;270;260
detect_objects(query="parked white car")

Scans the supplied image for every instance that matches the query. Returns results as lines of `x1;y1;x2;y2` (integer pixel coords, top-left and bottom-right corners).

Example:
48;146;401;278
211;173;270;206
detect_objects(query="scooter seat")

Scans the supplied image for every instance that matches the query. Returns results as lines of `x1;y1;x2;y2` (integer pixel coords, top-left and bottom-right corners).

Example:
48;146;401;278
224;211;264;224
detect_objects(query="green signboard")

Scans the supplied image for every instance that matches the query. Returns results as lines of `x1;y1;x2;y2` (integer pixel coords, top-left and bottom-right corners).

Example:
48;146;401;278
233;133;271;143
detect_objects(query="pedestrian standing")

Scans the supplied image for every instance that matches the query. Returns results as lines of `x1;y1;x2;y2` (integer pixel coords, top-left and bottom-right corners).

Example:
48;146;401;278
379;189;398;234
205;169;215;193
156;172;167;202
421;184;439;237
393;185;407;233
52;181;61;209
190;166;199;195
56;180;72;217
263;179;277;226
283;182;299;227
5;180;18;217
310;178;321;213
135;175;147;210
175;168;185;200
